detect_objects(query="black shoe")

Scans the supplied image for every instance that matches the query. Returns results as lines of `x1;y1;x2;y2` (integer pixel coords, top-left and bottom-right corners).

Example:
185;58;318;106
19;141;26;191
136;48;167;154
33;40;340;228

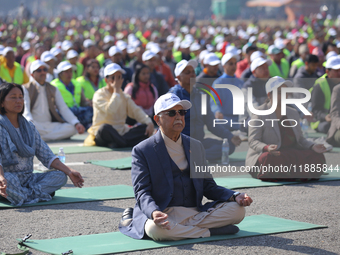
119;207;133;227
49;192;55;198
209;225;239;236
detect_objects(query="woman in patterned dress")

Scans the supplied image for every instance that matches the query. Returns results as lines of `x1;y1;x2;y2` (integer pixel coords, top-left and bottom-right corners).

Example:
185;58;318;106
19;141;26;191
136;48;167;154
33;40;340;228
0;83;84;206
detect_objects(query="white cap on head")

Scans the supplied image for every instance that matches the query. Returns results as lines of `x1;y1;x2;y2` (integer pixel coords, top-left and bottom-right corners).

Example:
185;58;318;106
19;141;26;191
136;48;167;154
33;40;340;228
221;52;239;66
249;36;257;44
265;76;293;94
127;45;136;54
21;41;30;51
50;47;62;57
274;38;285;50
66;49;79;60
337;42;340;49
30;60;49;74
174;59;198;77
57;61;73;74
150;44;161;54
250;51;264;62
103;63;126;77
145;42;155;50
226;45;241;55
184;34;194;44
180;40;191;49
3;47;14;56
328;28;337;37
103;35;114;44
83;39;94;48
41;51;55;63
167;35;175;43
242;44;249;54
108;46;122;57
116;40;127;51
61;40;73;51
67;29;74;36
55;41;62;49
199;50;209;62
203;53;220;66
268;45;281;55
0;45;4;55
142;50;157;61
326;51;338;61
206;44;214;52
325;56;340;70
154;93;192;115
190;42;200;52
250;57;272;72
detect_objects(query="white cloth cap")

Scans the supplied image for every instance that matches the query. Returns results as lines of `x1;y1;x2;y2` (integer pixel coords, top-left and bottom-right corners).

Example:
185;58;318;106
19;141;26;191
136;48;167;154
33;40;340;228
103;63;126;77
249;36;257;44
268;45;281;55
199;50;209;62
184;34;194;44
66;49;79;60
142;50;157;61
150;44;161;54
103;35;114;44
325;56;340;69
265;76;293;94
154;93;192;115
116;40;127;51
57;61;73;74
174;59;197;77
62;40;73;51
0;45;4;55
203;53;220;66
83;39;94;48
41;51;55;63
326;51;338;61
274;38;285;49
2;47;14;56
127;45;136;54
251;57;272;72
167;35;175;43
67;29;74;36
250;51;264;62
221;52;239;66
108;46;122;57
180;40;191;49
225;45;241;55
21;41;30;51
30;60;49;74
50;47;62;56
190;42;200;52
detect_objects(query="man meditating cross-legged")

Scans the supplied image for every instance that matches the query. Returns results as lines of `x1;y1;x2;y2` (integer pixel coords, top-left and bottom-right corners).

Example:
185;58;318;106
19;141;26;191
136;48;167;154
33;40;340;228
119;93;253;241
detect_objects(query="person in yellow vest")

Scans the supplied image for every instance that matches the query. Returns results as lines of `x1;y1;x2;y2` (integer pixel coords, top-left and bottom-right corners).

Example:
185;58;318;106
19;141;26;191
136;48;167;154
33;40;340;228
66;50;84;79
23;60;85;141
173;40;192;63
51;61;93;129
310;56;340;134
289;44;310;78
0;47;29;85
268;45;289;79
40;51;57;83
76;59;106;101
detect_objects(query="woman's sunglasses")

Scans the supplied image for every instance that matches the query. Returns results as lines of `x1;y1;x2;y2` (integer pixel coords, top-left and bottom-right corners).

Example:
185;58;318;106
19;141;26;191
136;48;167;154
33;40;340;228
160;110;187;117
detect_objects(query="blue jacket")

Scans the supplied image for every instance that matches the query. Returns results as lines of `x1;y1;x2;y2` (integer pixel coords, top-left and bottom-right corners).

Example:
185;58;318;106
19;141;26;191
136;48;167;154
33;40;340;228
169;84;233;141
119;131;235;239
210;73;244;130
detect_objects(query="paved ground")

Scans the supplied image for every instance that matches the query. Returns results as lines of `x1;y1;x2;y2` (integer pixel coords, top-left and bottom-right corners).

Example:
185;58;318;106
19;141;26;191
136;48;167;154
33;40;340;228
0;132;339;255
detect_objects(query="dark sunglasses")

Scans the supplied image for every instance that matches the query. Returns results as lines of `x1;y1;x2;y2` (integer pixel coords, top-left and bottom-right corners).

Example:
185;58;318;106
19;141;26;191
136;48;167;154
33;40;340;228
161;110;187;117
35;68;48;73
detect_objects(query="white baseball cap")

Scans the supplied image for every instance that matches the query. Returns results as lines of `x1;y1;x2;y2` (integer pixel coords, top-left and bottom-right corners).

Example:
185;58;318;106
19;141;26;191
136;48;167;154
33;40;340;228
66;49;79;60
108;46;122;57
154;93;192;115
268;45;281;55
41;51;55;62
116;40;127;51
250;51;264;62
103;35;114;44
249;36;257;44
337;42;340;49
57;61;73;74
265;76;293;94
61;40;73;51
166;35;175;43
180;40;191;49
103;63;126;77
150;44;161;54
174;59;198;77
83;39;94;48
0;45;4;55
127;45;136;54
274;38;285;50
203;53;220;66
225;45;241;55
67;29;74;36
142;50;157;61
326;51;338;61
190;42;201;52
199;50;209;62
21;41;30;51
3;47;14;56
50;47;62;57
221;52;239;66
30;60;49;74
325;56;340;70
250;57;272;72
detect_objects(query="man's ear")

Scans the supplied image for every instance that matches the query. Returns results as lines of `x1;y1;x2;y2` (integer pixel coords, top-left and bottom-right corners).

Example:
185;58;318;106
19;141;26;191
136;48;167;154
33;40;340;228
154;115;160;126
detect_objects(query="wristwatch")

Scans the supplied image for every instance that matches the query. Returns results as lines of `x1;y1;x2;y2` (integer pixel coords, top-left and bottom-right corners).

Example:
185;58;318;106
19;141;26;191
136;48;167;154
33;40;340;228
233;192;241;202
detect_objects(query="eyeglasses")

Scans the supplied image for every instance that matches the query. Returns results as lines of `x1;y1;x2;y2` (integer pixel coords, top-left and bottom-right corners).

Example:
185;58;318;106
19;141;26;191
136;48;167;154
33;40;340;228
160;110;187;117
35;68;48;73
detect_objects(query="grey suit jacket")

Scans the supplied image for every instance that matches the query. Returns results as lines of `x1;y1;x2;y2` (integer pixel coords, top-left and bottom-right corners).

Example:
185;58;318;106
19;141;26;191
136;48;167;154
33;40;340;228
327;83;340;142
246;102;314;167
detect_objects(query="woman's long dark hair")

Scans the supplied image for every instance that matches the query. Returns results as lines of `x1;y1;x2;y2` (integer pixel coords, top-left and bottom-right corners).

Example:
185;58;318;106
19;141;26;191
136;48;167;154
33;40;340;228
0;83;24;115
131;64;155;100
84;59;100;80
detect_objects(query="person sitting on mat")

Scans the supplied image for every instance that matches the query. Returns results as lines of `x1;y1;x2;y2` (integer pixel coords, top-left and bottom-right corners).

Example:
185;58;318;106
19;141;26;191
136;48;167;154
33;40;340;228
245;76;327;181
0;82;84;206
84;63;154;148
119;93;253;241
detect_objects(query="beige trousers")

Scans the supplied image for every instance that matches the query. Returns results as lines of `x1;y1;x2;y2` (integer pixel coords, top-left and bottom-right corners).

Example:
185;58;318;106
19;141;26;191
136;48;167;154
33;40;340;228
145;202;245;241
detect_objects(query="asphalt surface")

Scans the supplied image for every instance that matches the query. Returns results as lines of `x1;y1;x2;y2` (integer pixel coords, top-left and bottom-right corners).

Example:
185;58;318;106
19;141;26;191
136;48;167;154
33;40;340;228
0;132;339;255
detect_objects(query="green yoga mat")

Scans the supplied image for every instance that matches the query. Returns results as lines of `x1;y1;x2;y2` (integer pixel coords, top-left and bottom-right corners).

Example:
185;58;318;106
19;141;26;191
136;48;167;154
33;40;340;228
89;157;132;170
17;214;326;255
0;185;134;208
49;146;132;155
215;172;340;189
307;131;325;138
